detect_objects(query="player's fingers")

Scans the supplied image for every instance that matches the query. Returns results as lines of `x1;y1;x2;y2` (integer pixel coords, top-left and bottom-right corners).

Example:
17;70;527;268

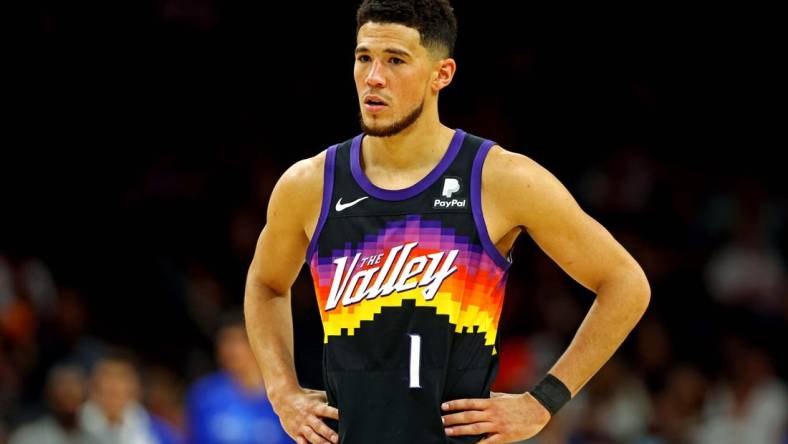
307;389;328;402
444;421;495;437
307;415;339;444
314;402;340;420
477;433;503;443
441;398;489;411
301;425;331;444
441;410;488;426
296;437;307;444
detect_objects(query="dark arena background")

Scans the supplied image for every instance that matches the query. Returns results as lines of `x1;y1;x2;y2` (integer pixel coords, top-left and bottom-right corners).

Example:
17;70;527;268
2;2;785;443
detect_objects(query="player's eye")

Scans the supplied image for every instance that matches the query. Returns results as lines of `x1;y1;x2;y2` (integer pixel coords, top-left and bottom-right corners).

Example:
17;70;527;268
390;57;404;65
357;55;371;62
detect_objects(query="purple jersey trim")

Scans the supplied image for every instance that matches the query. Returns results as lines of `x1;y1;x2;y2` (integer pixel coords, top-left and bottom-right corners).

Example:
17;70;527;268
306;144;338;263
471;139;513;271
350;129;466;201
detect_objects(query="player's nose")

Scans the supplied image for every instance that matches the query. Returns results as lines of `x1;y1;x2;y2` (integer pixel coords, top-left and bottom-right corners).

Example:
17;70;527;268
365;60;386;88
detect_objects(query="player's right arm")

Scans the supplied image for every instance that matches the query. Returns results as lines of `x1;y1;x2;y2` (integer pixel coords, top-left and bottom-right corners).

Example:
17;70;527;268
244;151;339;444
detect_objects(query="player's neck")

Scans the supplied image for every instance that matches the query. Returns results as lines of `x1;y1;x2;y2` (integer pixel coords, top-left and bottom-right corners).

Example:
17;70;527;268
362;115;455;173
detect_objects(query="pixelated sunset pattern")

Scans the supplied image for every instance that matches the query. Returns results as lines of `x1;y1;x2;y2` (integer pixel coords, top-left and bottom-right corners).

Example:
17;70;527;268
309;215;508;351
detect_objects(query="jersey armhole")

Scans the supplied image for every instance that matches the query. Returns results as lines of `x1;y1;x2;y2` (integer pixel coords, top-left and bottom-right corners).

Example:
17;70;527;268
305;144;338;264
471;140;513;271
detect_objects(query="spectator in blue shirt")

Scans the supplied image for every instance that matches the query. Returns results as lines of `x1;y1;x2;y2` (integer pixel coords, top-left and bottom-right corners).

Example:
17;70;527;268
186;312;291;444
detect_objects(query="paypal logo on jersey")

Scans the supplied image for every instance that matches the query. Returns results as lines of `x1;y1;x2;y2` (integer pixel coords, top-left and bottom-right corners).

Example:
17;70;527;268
442;177;460;198
434;176;466;209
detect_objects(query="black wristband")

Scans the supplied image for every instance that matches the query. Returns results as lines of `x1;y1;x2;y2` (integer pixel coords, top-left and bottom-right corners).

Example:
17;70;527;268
529;374;571;416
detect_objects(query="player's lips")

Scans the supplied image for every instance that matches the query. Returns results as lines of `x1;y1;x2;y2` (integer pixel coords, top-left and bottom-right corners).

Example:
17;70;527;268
363;95;388;112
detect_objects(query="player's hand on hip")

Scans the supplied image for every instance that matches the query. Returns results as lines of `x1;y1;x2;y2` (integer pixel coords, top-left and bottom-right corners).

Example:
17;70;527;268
271;387;339;444
441;391;551;443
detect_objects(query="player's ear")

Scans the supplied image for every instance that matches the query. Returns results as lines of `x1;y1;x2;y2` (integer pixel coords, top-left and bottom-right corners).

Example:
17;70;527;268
431;57;456;92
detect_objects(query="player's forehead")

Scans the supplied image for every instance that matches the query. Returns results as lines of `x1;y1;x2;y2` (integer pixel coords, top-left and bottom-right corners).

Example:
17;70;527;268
356;22;426;57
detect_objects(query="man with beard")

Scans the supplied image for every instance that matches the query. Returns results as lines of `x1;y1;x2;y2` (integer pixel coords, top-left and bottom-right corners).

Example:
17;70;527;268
244;1;651;443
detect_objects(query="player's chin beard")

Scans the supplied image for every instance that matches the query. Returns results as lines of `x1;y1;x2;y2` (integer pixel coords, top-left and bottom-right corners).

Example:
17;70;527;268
360;100;424;137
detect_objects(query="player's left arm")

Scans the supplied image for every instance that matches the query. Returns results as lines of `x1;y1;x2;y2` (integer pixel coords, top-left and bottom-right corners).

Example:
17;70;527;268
442;146;651;443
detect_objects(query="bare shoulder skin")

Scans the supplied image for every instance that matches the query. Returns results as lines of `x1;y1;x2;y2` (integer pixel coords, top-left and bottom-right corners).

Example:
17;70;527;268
482;144;647;293
249;150;325;294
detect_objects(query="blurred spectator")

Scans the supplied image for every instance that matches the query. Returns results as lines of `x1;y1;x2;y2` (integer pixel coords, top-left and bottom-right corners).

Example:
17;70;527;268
0;254;45;425
185;311;292;444
569;357;653;443
637;364;708;444
704;181;787;315
143;366;186;436
694;335;788;444
0;255;58;348
18;257;58;318
8;363;101;444
46;288;104;364
80;353;182;444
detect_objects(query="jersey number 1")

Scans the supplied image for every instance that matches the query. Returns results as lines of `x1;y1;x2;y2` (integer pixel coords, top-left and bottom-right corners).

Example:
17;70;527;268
409;334;421;388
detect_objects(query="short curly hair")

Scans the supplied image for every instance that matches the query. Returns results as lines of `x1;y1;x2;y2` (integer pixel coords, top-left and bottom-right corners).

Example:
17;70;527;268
356;0;458;58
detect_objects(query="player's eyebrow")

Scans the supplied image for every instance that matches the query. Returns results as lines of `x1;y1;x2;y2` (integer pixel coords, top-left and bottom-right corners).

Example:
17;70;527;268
355;46;412;58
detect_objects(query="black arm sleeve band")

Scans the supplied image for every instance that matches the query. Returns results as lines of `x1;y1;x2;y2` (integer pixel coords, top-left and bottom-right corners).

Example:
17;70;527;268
529;373;571;416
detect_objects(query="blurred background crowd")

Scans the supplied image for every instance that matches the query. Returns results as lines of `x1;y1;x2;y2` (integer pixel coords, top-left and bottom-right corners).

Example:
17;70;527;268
3;1;785;443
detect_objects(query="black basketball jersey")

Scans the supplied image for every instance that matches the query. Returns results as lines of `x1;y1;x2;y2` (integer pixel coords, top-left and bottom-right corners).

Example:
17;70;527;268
306;128;513;443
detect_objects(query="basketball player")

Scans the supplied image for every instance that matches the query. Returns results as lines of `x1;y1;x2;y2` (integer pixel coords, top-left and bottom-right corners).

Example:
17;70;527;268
244;1;651;443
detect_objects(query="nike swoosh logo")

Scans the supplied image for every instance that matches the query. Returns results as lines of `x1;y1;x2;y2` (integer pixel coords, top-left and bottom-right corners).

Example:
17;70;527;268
335;196;369;212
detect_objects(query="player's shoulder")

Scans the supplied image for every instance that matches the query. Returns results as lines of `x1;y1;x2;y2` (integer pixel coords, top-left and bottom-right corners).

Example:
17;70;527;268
278;149;327;189
480;143;572;218
269;148;329;209
481;143;580;228
482;143;549;189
